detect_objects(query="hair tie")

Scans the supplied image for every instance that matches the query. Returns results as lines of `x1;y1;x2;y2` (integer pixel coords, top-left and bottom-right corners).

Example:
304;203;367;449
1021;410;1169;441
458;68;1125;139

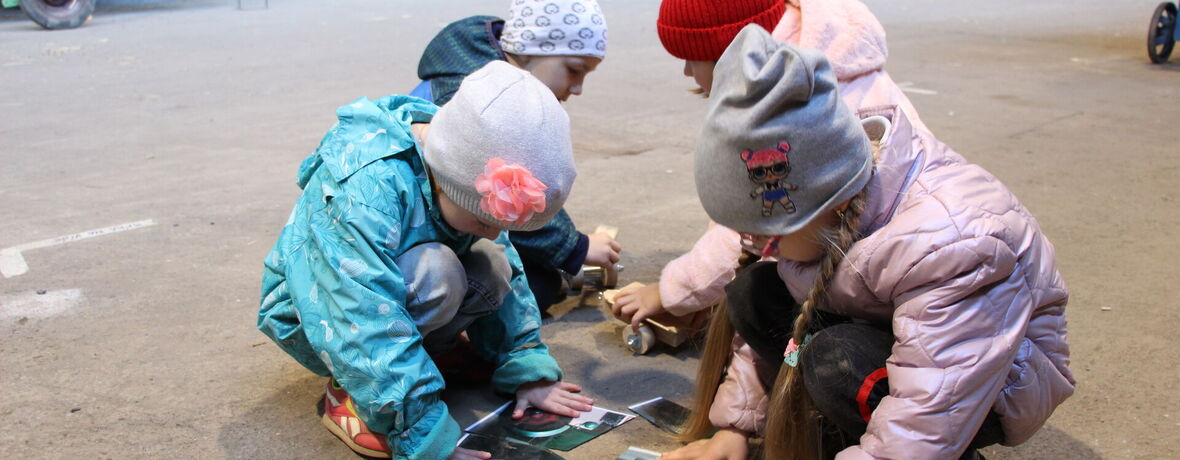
783;333;813;368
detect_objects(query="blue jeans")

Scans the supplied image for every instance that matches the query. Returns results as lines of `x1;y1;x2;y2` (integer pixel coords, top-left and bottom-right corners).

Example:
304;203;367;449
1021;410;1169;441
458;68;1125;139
397;239;512;353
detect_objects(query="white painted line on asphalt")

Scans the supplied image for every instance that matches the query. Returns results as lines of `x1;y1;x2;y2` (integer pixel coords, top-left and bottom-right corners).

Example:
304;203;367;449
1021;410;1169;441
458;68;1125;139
0;219;156;278
897;81;938;96
0;289;84;320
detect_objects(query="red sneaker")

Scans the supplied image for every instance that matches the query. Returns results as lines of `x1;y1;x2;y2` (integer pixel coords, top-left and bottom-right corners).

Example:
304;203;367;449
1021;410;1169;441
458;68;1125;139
321;379;391;458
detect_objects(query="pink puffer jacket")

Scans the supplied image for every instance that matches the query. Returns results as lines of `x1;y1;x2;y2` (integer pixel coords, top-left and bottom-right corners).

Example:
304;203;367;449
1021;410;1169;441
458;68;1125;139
760;105;1071;459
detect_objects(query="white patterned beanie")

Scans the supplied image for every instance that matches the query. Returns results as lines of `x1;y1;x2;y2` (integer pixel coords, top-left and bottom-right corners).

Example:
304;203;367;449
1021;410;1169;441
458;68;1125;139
501;0;608;59
425;61;576;232
695;25;873;236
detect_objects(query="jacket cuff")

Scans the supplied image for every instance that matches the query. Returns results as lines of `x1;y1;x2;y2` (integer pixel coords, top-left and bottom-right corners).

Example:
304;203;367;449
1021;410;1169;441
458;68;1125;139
658;270;700;317
387;402;461;460
835;446;876;460
492;352;563;395
558;232;589;274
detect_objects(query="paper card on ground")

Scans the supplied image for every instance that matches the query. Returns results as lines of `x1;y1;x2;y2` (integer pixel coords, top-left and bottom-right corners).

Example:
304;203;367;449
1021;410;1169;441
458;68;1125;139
462;401;635;451
628;397;691;435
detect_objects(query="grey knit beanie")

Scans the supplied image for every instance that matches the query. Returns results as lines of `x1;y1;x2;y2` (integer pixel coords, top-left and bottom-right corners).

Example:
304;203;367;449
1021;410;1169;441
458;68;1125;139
425;60;575;231
695;24;872;236
501;0;608;58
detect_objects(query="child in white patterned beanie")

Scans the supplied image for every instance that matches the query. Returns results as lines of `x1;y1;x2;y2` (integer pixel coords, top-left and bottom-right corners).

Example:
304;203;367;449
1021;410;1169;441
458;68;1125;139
500;0;608;101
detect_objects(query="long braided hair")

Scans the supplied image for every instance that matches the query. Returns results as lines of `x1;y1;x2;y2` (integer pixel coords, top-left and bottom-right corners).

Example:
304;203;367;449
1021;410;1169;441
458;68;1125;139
678;251;755;443
762;187;868;459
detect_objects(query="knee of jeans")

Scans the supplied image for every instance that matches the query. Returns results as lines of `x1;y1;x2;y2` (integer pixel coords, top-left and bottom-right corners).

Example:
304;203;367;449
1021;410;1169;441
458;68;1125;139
462;239;513;309
799;324;893;421
398;243;467;314
799;324;890;375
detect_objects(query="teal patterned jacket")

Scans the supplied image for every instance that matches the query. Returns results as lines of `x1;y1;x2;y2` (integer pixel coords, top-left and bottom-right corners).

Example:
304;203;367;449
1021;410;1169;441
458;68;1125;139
257;95;562;460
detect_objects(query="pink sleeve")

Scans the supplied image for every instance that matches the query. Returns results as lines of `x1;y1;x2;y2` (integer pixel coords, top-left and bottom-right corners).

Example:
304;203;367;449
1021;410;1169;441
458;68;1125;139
708;335;770;435
841;237;1031;459
658;223;743;316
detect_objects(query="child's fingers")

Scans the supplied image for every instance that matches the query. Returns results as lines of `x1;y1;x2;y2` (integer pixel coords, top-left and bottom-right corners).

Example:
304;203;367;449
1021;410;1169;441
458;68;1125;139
617;303;637;322
555;388;593;405
557;381;583;392
512;396;529;419
610;296;630;316
564;393;594;407
659;440;706;460
539;399;581;418
561;399;593;413
631;313;646;330
450;448;491;460
614;304;635;322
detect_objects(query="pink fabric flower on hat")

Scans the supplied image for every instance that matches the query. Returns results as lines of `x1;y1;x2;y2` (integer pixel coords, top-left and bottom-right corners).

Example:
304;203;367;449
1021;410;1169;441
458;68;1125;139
474;158;549;226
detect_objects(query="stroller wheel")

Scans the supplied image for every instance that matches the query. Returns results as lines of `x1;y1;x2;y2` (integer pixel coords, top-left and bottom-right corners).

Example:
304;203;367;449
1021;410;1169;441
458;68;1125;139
1148;2;1178;63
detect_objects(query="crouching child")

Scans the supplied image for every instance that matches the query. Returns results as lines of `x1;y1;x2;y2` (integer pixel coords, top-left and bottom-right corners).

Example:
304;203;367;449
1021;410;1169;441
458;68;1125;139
258;61;592;460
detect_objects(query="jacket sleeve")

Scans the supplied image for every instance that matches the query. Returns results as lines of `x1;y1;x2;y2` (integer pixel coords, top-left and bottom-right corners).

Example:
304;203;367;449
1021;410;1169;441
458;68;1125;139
708;335;770;435
508;208;587;273
300;200;460;460
658;223;744;316
838;236;1032;460
467;232;563;395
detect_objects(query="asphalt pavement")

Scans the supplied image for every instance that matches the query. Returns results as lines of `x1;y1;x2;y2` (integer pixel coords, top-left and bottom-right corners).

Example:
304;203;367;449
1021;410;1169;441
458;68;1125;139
1;1;1176;458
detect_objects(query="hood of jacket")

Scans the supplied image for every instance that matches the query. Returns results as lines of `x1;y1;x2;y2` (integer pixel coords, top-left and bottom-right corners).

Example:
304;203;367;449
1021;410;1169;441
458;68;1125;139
417;15;507;106
297;95;437;190
772;0;888;82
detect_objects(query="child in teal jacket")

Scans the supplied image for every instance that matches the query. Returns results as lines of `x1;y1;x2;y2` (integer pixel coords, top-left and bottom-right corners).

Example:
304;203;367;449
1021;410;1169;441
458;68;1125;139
258;62;591;460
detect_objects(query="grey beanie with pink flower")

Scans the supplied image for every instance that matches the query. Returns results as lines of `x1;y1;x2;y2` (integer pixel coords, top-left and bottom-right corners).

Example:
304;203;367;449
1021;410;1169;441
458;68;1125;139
424;60;576;231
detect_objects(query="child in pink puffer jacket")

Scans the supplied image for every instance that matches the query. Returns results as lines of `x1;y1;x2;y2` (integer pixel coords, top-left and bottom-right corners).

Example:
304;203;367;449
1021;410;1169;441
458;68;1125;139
662;24;1073;460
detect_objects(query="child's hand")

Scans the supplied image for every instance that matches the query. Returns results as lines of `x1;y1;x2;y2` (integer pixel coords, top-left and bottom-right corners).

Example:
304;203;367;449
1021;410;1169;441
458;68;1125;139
612;283;665;329
659;428;749;460
514;380;594;418
738;232;774;256
448;447;491;460
585;232;621;268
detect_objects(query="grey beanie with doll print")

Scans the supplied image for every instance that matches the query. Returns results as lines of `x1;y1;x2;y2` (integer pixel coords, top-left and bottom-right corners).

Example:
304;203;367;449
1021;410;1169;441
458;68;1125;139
694;24;873;236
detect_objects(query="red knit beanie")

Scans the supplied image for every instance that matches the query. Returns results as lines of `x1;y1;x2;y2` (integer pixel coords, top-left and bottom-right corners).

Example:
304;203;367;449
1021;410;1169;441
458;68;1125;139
657;0;786;61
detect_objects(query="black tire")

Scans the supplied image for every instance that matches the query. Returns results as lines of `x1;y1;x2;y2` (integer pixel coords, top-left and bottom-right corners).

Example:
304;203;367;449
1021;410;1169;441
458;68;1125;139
1148;2;1178;64
21;0;96;30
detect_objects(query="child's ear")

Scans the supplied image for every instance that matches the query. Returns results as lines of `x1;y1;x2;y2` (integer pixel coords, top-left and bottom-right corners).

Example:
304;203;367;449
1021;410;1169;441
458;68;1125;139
861;115;892;145
740;149;753;161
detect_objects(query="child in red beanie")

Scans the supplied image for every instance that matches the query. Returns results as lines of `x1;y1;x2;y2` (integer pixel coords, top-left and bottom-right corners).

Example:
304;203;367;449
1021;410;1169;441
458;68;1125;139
655;0;784;96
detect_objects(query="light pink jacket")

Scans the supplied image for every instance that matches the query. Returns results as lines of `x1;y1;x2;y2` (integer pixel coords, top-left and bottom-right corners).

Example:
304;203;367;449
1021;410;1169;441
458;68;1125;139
677;1;1075;458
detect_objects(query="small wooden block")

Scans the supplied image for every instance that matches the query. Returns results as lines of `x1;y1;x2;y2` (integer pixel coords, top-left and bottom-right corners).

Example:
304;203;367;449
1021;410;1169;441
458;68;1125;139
594;224;619;239
645;310;710;348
